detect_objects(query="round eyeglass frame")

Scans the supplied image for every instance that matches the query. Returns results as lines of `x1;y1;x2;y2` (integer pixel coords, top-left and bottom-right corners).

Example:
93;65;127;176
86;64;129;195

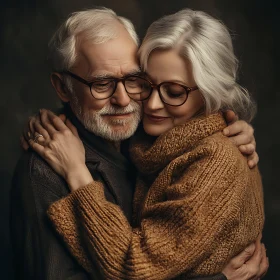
62;70;149;101
139;80;199;107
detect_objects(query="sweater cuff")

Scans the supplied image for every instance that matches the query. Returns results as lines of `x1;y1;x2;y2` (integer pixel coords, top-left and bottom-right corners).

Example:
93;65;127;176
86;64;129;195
47;181;104;226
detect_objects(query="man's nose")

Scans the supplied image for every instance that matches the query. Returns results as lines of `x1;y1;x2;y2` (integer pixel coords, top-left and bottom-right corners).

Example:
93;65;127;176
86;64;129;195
110;82;131;107
145;89;164;110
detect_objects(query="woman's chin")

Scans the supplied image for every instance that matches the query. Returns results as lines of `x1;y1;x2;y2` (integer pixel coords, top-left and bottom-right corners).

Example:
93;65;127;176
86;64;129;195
143;124;167;137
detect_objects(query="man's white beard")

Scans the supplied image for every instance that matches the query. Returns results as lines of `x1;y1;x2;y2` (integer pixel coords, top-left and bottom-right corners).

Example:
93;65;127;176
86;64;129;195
70;95;142;141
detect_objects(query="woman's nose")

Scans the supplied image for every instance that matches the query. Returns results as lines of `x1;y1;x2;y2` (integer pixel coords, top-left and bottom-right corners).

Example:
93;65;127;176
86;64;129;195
145;89;164;110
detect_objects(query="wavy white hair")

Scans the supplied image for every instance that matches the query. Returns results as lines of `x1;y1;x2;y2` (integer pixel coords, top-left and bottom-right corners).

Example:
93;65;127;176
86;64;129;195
139;9;256;121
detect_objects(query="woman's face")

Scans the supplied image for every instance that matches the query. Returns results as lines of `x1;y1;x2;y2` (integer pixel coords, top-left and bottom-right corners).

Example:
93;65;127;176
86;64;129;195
142;49;204;136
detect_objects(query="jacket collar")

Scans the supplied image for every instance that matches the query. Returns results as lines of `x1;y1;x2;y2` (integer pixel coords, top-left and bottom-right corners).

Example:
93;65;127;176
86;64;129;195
63;104;131;170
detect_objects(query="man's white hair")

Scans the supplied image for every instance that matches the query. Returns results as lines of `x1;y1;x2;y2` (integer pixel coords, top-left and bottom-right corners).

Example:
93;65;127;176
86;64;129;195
139;9;256;122
48;7;139;72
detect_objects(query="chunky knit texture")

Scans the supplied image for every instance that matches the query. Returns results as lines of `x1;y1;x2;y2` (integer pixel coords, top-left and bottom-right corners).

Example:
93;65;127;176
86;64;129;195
48;113;264;280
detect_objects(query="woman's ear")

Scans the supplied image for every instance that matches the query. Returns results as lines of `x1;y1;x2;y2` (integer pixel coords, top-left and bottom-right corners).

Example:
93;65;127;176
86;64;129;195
51;73;70;102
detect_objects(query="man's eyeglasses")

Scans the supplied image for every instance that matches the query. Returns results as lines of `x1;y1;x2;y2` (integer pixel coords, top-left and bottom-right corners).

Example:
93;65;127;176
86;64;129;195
62;71;150;101
63;71;198;106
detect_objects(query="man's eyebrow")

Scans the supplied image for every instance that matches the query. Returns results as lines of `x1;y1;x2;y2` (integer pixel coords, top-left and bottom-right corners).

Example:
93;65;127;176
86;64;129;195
86;68;143;80
125;68;142;76
86;73;113;80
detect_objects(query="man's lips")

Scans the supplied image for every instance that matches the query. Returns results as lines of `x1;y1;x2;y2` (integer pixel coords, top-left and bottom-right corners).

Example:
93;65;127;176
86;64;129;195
145;114;169;122
102;113;133;118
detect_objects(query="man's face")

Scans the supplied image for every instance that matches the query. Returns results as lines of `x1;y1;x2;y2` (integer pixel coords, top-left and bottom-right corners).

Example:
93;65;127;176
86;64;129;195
66;27;142;141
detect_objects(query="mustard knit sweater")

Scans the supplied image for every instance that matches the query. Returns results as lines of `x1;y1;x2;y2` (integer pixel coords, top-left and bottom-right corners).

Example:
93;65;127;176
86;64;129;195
48;113;264;280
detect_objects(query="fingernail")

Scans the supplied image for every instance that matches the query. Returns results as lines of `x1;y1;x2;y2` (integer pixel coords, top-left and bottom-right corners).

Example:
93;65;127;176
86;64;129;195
28;132;31;138
223;128;229;135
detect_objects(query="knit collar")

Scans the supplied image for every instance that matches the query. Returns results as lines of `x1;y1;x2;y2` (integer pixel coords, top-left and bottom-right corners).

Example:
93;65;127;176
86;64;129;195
130;113;226;175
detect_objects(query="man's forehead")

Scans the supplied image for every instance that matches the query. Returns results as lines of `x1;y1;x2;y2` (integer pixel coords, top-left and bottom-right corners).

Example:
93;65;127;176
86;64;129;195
74;35;140;79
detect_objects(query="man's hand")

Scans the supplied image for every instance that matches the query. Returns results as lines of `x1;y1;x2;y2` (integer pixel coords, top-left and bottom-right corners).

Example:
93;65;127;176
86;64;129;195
222;234;268;280
223;110;258;168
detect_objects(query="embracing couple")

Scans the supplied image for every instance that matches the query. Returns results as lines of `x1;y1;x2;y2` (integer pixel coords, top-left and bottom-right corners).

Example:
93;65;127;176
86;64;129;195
11;7;268;280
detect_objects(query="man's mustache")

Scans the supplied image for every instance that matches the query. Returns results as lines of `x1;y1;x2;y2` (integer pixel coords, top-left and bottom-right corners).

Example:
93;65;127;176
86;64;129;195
99;103;140;115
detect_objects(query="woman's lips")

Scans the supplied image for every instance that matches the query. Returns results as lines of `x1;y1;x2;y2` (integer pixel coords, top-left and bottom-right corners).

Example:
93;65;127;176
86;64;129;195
145;114;169;122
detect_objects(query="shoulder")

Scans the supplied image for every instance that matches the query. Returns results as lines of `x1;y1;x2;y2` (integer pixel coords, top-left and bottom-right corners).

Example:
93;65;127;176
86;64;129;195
197;132;246;166
167;132;261;198
171;132;250;181
12;150;68;200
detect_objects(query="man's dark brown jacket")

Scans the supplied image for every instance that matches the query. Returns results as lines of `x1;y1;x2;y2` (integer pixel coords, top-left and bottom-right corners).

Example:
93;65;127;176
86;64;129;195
10;107;136;280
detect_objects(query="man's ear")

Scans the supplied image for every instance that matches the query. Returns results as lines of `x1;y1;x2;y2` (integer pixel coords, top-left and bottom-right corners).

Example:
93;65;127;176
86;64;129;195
51;72;70;102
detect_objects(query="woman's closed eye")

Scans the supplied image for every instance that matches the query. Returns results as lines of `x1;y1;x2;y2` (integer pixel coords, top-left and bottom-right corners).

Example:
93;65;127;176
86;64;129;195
166;90;185;98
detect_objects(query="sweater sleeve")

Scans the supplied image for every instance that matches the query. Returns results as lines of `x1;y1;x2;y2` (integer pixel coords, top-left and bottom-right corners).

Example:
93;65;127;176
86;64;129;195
47;139;263;280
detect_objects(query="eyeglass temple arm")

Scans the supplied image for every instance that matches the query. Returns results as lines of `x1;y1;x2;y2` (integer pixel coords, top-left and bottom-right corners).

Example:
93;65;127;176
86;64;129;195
63;71;91;87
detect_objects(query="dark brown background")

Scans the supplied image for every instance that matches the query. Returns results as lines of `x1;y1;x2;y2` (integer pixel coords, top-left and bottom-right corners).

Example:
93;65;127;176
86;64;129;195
1;0;279;279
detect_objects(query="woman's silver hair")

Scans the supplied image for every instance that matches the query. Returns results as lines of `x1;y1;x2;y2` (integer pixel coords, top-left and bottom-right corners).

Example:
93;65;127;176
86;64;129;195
139;9;256;121
48;7;139;73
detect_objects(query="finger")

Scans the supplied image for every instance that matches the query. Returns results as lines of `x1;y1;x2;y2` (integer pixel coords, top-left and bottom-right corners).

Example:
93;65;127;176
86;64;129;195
58;114;67;123
28;138;46;156
40;109;68;132
224;110;239;125
22;128;31;143
248;152;259;168
39;109;59;135
256;233;262;241
228;133;253;147
22;121;32;142
230;243;256;268
260;257;269;278
247;238;262;265
239;143;255;155
33;120;50;143
20;136;29;151
243;242;262;280
33;132;45;145
223;120;250;137
257;244;269;278
65;119;79;137
51;115;69;132
28;116;37;139
22;128;30;143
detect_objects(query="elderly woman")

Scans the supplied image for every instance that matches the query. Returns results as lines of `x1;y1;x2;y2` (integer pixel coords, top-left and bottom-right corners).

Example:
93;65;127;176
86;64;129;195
30;9;264;280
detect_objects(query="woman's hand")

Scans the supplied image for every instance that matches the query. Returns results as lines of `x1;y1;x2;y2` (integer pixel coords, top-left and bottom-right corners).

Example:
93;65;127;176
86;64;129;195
29;109;93;191
223;110;258;168
222;234;268;280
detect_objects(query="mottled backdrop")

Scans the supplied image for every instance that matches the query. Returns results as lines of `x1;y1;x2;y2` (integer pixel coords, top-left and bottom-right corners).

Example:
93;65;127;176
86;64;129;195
1;0;278;279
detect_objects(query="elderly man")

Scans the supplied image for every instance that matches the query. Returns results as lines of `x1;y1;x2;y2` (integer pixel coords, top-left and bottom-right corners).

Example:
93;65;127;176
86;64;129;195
10;8;266;280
